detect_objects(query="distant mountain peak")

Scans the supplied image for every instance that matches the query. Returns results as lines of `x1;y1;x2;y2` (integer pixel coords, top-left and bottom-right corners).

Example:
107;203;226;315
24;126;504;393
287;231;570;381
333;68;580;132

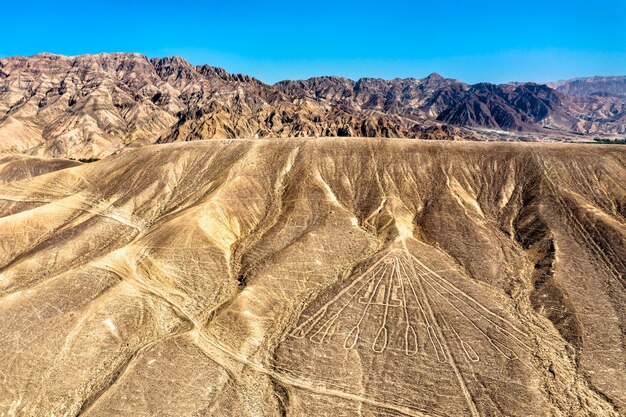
424;72;444;81
548;75;626;97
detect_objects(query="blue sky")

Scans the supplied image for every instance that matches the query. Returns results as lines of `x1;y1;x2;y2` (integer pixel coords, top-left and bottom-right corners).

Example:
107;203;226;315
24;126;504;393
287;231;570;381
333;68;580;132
3;0;625;84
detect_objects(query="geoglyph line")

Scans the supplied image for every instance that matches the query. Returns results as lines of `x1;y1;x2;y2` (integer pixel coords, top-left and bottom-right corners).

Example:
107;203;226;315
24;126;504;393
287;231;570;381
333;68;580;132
290;247;530;365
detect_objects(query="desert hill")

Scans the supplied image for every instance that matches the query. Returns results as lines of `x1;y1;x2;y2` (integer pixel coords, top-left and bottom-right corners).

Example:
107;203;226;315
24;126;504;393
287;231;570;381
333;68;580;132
0;139;624;416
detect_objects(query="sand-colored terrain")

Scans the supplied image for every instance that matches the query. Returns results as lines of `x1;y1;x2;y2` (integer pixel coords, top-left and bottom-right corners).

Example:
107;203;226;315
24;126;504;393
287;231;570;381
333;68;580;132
0;139;624;416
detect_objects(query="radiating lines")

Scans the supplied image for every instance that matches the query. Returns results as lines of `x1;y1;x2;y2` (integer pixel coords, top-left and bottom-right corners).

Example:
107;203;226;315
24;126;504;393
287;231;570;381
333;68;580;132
396;256;447;362
290;249;529;364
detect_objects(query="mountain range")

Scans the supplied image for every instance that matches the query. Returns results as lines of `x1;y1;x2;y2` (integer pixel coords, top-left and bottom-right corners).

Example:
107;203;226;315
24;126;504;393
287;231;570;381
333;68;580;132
0;53;625;158
1;53;625;417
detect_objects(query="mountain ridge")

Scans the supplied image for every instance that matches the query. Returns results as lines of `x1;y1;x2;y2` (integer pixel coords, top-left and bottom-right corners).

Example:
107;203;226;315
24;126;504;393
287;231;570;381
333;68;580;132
0;52;624;158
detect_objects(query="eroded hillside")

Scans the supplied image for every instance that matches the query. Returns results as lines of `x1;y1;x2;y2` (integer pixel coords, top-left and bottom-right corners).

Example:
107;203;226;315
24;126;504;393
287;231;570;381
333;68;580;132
0;139;624;416
1;53;625;159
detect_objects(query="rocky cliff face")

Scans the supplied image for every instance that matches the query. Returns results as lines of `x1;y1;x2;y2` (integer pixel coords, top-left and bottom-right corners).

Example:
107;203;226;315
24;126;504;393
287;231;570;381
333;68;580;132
0;53;624;158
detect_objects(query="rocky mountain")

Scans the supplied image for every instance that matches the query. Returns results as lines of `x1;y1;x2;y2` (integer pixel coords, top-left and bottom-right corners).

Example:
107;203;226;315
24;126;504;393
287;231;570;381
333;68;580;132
0;53;624;158
549;76;626;97
275;76;574;131
0;139;624;416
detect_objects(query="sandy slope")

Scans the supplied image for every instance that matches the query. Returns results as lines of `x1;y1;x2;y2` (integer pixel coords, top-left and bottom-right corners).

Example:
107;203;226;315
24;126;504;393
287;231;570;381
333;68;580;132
0;139;624;416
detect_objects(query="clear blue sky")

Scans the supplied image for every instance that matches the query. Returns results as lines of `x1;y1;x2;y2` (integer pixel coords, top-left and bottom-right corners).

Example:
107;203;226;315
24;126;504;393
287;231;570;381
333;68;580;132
3;0;625;84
